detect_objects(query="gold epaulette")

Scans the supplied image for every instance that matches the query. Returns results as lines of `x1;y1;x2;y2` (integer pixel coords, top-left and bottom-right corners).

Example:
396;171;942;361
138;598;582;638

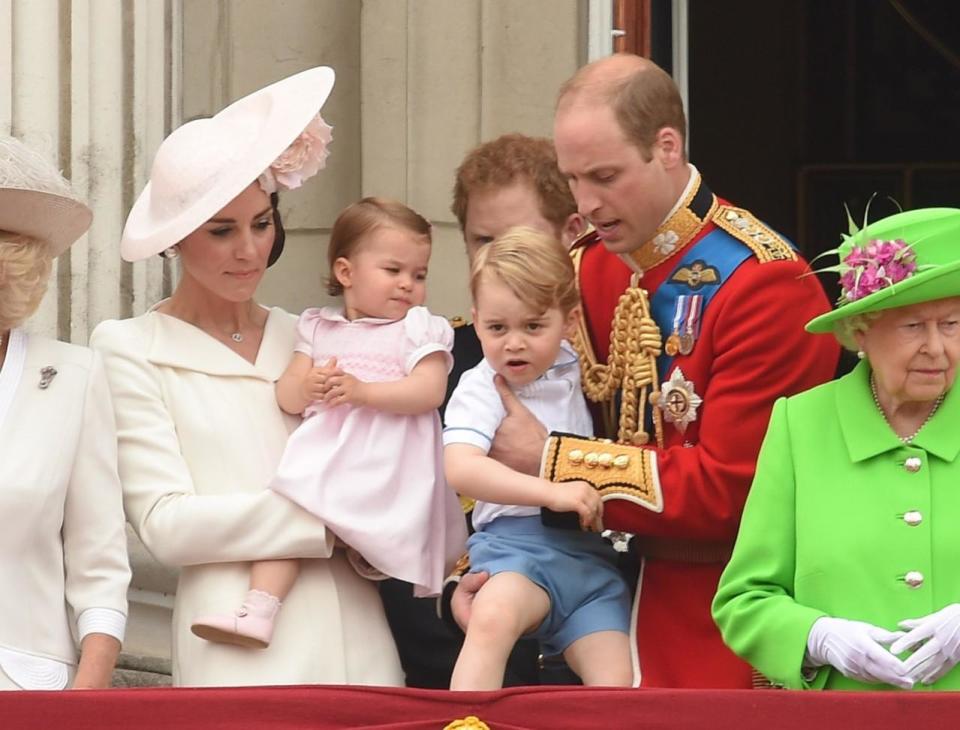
541;432;663;513
568;224;599;252
448;315;469;329
712;205;797;264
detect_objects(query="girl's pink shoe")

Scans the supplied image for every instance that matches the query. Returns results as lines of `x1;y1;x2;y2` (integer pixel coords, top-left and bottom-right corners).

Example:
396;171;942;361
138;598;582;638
191;589;281;649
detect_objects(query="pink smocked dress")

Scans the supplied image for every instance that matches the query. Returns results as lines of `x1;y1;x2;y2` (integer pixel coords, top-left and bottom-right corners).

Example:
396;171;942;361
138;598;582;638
270;306;467;597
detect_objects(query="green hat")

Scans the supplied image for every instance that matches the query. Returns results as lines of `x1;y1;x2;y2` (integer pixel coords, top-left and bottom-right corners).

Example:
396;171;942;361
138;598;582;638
806;207;960;333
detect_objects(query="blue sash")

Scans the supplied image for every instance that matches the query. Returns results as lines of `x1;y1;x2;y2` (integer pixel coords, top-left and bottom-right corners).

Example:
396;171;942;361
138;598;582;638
650;228;752;381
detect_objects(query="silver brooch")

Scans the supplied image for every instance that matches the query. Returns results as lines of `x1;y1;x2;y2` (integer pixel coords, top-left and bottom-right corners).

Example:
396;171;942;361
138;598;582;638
39;366;57;389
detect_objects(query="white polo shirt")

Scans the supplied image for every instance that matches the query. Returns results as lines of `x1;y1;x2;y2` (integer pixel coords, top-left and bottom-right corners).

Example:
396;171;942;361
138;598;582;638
443;341;594;529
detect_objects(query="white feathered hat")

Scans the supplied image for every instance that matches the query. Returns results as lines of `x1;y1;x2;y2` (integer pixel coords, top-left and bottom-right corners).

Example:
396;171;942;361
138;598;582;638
0;137;92;257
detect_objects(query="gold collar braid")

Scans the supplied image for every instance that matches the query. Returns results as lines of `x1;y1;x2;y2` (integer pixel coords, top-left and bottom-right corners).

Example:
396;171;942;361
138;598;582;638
569;253;664;448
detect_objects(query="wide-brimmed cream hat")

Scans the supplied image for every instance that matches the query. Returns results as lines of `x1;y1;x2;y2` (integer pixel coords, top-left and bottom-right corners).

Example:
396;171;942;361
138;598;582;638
0;137;93;257
121;66;335;262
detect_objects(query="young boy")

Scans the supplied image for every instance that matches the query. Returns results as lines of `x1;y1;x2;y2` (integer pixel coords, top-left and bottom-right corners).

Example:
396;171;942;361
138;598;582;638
444;227;633;690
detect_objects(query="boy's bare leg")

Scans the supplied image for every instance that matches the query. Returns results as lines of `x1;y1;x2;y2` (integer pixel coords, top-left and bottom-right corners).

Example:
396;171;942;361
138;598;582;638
450;572;550;690
563;630;634;686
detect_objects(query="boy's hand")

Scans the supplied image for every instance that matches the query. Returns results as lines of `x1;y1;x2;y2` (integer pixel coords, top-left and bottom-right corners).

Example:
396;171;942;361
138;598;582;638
546;479;603;531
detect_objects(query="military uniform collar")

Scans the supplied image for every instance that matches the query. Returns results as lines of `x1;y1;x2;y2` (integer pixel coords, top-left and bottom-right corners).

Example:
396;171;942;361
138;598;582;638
621;165;718;276
146;305;292;381
837;360;960;463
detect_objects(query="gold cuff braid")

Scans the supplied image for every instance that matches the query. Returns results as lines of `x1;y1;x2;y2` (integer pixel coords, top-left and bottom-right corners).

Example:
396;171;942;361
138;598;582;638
541;432;663;512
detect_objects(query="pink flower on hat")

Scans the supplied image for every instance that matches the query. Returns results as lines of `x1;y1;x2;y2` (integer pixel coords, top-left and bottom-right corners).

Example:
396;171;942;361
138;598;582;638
258;113;333;193
838;238;917;302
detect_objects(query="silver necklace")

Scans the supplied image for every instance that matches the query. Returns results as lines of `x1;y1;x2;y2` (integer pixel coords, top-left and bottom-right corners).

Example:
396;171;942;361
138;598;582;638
870;375;944;444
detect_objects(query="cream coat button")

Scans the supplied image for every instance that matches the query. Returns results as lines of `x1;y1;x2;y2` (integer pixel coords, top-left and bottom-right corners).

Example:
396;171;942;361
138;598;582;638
904;457;922;473
904;511;923;526
904;571;924;588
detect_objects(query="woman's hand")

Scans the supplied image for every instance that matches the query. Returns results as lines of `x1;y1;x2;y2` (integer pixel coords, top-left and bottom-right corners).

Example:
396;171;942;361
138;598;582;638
71;633;121;689
546;479;603;531
892;604;960;685
806;616;912;689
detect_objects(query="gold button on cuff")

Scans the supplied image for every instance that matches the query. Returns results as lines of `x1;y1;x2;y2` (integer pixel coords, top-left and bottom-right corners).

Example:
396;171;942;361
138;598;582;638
904;571;924;588
904;457;922;473
584;452;600;468
903;511;923;527
598;453;613;468
568;449;585;465
613;454;630;469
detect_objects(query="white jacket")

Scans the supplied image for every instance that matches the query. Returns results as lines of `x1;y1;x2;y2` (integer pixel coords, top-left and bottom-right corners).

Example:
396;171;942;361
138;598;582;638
90;308;403;687
0;330;130;689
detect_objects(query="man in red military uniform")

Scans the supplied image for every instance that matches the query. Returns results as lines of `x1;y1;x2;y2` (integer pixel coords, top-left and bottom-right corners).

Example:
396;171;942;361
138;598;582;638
454;54;840;688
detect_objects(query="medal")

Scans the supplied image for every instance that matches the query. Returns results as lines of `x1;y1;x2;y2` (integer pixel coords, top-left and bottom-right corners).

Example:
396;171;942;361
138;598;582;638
665;332;681;357
667;294;703;358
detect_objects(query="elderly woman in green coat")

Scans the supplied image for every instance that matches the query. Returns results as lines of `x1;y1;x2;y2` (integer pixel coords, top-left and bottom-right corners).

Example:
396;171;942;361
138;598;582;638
713;207;960;691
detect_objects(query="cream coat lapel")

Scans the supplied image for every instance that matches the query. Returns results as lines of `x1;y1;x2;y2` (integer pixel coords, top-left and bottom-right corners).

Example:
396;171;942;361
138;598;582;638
0;328;26;430
147;307;294;381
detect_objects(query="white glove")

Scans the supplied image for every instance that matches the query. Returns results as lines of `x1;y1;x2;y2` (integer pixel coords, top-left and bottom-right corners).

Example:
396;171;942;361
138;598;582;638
891;604;960;685
806;616;913;689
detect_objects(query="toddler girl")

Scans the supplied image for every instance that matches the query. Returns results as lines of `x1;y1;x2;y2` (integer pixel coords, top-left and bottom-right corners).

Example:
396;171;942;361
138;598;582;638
192;197;467;648
443;227;633;689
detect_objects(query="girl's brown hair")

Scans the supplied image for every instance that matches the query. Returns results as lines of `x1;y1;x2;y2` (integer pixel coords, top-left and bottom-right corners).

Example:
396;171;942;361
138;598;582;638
327;197;431;296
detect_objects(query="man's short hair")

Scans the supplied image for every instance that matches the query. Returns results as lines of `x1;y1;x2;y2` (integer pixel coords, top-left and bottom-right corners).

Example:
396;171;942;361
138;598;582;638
558;56;686;161
451;133;576;232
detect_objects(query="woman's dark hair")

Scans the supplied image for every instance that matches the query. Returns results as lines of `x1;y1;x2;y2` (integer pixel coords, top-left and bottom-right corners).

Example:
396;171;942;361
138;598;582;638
267;191;285;267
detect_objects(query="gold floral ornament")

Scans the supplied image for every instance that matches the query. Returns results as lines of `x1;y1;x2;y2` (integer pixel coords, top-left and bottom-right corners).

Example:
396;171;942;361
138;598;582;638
443;716;490;730
570;273;664;448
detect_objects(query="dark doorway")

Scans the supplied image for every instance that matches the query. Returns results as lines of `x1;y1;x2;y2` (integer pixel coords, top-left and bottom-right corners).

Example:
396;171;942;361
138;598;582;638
687;0;960;305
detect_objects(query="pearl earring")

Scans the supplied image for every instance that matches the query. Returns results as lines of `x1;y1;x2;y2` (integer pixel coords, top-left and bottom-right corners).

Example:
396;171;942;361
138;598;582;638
162;245;180;259
856;350;865;360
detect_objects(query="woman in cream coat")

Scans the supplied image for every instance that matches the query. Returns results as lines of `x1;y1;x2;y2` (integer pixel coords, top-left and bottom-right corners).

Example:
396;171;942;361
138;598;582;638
91;68;403;686
0;137;130;689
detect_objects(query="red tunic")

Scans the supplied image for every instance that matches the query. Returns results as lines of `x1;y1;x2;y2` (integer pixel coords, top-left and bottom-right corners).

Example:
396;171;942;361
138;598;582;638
576;189;839;688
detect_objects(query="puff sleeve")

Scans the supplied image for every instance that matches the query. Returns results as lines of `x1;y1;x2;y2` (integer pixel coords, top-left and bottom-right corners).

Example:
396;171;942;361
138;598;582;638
293;308;323;359
403;306;454;375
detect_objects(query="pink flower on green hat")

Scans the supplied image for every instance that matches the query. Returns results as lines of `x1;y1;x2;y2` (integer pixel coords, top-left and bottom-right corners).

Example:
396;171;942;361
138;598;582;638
838;238;917;303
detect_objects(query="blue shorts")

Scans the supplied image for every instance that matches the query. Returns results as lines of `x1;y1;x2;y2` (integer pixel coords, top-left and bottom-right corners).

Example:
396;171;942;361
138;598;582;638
467;515;631;656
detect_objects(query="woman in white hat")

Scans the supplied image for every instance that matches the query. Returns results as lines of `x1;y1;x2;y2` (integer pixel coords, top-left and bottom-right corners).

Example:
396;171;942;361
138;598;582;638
90;67;403;687
0;137;131;690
